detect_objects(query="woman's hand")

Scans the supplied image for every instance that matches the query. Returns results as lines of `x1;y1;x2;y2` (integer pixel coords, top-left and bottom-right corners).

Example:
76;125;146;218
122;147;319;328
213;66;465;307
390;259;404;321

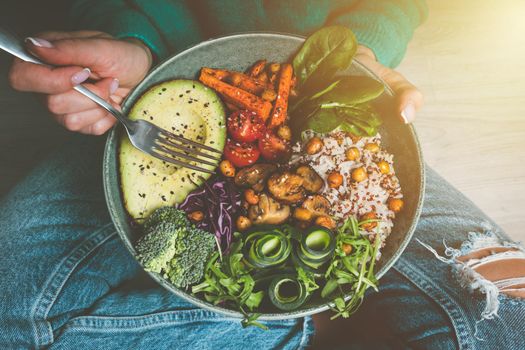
8;31;153;135
355;45;423;123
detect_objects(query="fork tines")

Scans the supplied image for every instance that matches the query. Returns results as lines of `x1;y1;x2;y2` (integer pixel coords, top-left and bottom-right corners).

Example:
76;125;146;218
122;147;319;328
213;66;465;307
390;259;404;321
152;130;222;174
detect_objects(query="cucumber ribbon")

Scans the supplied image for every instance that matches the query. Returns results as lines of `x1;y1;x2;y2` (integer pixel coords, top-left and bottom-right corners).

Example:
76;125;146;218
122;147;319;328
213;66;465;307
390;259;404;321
243;228;292;268
293;226;336;274
268;274;309;311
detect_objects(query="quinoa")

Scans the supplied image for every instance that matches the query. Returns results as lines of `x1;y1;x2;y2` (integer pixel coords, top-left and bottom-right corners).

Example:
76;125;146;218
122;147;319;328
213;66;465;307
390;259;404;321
291;131;403;244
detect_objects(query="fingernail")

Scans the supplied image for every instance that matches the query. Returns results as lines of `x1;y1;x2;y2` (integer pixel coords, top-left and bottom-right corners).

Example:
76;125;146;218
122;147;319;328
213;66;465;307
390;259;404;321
400;102;415;124
110;78;119;94
71;68;91;85
25;37;53;48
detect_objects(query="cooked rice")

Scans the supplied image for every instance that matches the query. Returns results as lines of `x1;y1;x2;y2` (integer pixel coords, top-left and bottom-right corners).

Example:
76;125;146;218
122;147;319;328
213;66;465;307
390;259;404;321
291;130;403;245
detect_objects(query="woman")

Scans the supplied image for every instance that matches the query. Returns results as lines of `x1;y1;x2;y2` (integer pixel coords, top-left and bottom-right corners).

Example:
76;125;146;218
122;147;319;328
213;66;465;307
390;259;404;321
2;1;524;349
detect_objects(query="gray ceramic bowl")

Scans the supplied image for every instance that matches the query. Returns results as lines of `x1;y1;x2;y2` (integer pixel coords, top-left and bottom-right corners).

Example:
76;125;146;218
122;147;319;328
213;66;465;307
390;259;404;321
103;33;425;320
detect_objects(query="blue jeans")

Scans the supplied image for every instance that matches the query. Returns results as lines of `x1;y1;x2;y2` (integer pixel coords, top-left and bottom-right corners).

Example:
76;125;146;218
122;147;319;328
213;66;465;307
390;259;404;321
0;135;524;350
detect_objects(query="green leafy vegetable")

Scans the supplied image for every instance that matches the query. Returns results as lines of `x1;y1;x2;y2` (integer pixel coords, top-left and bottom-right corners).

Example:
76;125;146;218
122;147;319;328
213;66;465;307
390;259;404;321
191;234;267;329
293;25;357;93
322;217;381;319
290;26;384;138
135;207;216;289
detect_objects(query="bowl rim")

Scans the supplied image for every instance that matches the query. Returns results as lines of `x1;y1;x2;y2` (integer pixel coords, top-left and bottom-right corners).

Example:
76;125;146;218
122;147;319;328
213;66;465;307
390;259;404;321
103;31;426;320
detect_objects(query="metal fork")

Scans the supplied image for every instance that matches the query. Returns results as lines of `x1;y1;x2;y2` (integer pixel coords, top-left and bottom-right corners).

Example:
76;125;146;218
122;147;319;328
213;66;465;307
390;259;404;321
0;28;221;174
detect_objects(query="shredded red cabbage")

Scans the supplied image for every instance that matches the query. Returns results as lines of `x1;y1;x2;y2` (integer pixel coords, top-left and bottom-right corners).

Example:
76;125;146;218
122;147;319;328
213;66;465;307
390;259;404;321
178;177;241;251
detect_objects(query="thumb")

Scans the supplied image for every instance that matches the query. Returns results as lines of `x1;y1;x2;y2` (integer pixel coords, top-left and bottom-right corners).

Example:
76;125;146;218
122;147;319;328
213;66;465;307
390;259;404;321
381;69;424;124
355;49;423;124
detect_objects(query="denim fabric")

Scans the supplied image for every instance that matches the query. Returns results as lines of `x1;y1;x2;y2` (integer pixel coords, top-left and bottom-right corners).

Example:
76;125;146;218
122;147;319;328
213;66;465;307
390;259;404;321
0;135;524;350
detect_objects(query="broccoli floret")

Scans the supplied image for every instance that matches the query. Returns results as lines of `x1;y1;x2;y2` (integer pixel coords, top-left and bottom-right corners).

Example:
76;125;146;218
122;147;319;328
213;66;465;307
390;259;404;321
135;207;216;289
142;206;189;232
167;226;216;288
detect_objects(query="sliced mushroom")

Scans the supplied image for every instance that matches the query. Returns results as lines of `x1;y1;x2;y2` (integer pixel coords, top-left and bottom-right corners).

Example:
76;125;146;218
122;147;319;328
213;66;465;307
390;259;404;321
248;193;291;225
302;195;331;217
267;171;305;204
234;163;277;192
295;165;324;193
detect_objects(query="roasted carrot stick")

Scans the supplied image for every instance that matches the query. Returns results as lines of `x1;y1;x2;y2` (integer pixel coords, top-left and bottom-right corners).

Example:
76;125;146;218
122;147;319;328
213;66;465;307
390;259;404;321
199;71;272;120
268;63;293;129
246;59;267;77
201;67;230;80
229;72;274;95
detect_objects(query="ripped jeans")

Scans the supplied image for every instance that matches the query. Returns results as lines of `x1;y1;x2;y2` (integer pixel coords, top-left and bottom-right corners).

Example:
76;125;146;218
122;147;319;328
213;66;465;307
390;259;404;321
0;135;524;350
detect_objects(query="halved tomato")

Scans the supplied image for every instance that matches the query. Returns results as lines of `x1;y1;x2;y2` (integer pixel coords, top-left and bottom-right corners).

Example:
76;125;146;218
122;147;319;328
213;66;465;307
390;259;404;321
224;139;260;167
227;110;266;143
258;132;291;161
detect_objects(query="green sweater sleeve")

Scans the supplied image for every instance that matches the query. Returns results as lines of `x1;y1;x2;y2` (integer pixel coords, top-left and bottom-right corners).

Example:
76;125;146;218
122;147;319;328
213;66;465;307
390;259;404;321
329;0;428;67
68;0;199;60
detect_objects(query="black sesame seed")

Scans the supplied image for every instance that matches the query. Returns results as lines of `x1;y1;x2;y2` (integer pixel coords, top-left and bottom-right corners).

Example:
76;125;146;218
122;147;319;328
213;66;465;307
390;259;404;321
161;195;167;202
170;191;174;195
179;94;183;98
162;87;167;91
150;116;153;120
176;112;180;116
185;90;190;93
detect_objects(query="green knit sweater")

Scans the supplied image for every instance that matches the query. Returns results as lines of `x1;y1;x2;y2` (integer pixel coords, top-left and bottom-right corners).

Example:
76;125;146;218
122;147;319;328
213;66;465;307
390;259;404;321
68;0;427;68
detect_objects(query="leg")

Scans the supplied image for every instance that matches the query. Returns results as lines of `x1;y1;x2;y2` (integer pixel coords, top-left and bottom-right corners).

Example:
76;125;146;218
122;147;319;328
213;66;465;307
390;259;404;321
0;135;313;350
320;167;525;350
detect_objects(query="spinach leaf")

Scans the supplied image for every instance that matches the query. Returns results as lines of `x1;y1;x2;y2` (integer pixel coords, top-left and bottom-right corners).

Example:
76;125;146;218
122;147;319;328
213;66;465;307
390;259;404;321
293;26;357;93
292;103;381;138
313;76;384;106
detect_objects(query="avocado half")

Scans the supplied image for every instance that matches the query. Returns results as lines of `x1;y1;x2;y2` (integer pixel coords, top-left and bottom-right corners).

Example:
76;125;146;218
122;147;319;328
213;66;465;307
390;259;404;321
119;80;226;221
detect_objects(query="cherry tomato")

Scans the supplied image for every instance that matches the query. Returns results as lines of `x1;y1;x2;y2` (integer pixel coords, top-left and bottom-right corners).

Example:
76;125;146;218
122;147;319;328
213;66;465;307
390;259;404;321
258;132;291;161
227;110;266;143
223;139;260;167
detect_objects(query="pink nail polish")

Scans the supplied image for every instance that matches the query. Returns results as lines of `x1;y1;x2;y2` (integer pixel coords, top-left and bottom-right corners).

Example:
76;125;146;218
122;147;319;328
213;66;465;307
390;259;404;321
400;102;415;124
110;79;119;94
71;68;91;85
25;37;53;48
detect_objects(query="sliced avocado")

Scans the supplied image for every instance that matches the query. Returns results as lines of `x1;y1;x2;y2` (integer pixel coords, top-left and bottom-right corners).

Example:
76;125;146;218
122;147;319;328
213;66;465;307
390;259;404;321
119;80;226;221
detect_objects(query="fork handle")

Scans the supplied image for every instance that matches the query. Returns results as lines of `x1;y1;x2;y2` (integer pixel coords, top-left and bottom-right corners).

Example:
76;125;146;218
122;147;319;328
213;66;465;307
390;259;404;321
0;27;131;129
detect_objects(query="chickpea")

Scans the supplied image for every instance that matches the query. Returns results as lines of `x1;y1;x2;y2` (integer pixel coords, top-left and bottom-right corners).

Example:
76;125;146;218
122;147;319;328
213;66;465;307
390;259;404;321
188;210;204;222
306;137;324;155
377;161;390;174
315;215;337;230
364;142;380;153
351;167;368;182
269;62;281;74
342;243;353;255
388;198;404;213
236;215;252;231
261;89;277;102
244;189;259;205
277;125;292;141
327;171;344;188
294;207;313;222
360;212;378;231
219;160;236;177
345;147;360;161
